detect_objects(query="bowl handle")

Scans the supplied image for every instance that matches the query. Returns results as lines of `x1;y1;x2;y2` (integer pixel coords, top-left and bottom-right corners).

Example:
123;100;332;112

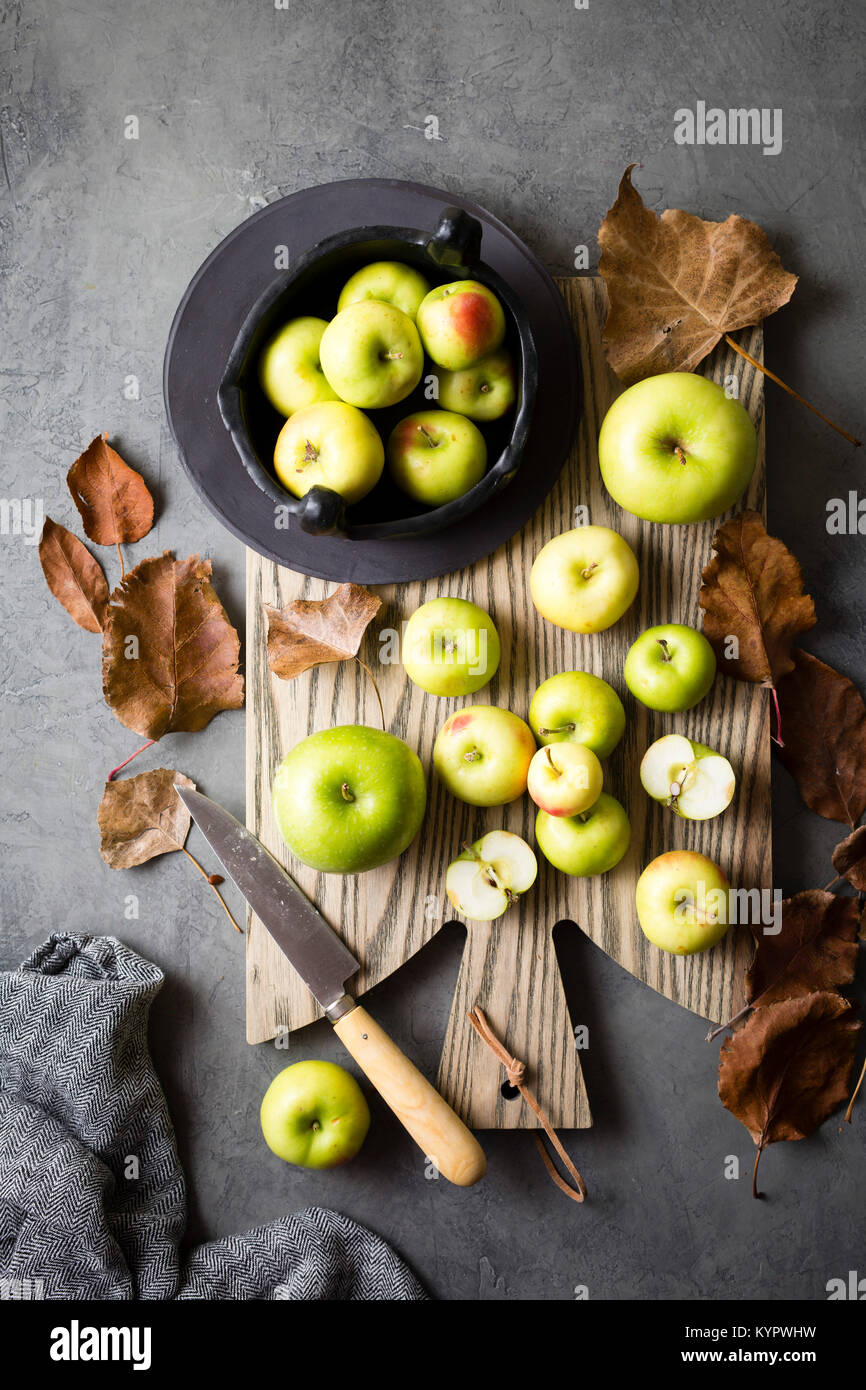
425;207;482;271
295;485;346;535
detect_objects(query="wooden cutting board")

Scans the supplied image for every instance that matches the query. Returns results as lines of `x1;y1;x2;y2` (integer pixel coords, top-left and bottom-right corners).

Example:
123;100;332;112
245;277;770;1130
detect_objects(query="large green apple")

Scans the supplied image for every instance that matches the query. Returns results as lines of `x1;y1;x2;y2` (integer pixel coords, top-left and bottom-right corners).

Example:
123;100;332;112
433;705;535;806
535;792;630;876
338;261;431;321
416;280;506;371
319;301;423;409
403;596;500;696
437;348;516;422
260;1061;370;1168
387;410;487;506
258;316;340;417
528;671;626;758
598;373;757;524
274;400;384;505
273;725;427;873
624;623;716;712
635;850;730;954
530;525;640;633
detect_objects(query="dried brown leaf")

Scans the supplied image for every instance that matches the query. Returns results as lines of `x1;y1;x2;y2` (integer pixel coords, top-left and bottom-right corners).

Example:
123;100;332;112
597;165;798;384
266;583;382;680
98;768;194;869
746;890;860;1007
719;991;861;1196
67;434;154;547
699;510;816;686
102;552;244;739
38;518;109;633
831;825;866;892
776;649;866;826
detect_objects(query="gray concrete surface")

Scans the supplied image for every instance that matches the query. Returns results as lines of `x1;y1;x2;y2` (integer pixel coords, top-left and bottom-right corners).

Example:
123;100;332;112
2;0;864;1300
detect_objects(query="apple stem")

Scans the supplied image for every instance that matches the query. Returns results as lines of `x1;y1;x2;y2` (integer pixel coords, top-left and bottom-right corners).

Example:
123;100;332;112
705;1002;751;1042
464;749;482;763
538;723;575;736
752;1145;765;1200
770;685;784;747
657;638;672;662
107;739;156;781
340;782;355;802
418;425;439;447
580;562;598;580
353;656;385;731
674;445;688;466
844;1054;866;1122
545;746;561;776
724;333;862;447
381;350;404;361
180;847;243;934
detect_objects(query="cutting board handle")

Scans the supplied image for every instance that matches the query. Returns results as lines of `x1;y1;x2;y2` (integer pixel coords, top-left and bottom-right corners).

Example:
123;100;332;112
333;1004;486;1187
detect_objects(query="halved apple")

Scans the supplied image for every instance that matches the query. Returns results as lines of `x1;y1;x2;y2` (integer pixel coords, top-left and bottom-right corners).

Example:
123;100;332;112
640;734;735;821
445;830;537;922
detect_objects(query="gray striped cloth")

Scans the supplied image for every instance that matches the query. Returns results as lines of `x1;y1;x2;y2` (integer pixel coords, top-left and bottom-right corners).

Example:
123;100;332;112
0;934;426;1301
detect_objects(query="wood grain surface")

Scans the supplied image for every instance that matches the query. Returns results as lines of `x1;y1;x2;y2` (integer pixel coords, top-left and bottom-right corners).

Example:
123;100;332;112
245;277;770;1131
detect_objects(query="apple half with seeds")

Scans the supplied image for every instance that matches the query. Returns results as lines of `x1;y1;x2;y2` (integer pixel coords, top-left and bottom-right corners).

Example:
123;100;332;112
640;734;735;821
446;830;538;922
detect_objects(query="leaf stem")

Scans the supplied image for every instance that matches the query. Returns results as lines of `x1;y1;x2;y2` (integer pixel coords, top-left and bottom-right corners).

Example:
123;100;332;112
723;334;862;447
706;1002;751;1042
770;685;784;747
844;1054;866;1123
116;541;126;578
752;1145;765;1200
354;656;385;731
108;739;156;781
181;847;243;933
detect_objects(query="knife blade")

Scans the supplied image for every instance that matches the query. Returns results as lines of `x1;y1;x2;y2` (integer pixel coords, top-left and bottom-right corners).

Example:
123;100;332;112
176;785;486;1188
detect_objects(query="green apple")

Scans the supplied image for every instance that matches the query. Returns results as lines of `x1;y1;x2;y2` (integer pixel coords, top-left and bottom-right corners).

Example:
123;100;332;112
624;623;716;711
528;671;626;759
337;261;431;321
260;1061;370;1168
403;596;500;697
437;348;517;421
598;373;757;524
258;316;340;417
527;742;603;817
416;280;506;371
274;400;384;505
387;410;486;506
433;705;536;806
635;850;730;954
640;734;735;820
319;301;423;409
530;525;640;633
535;792;630;877
446;830;537;921
273;725;426;873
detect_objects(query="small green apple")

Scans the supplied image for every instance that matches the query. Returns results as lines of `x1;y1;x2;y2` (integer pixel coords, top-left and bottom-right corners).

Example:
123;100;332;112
260;1060;370;1168
635;850;730;954
433;705;536;806
387;410;487;506
403;596;500;697
640;734;735;820
624;623;716;711
273;725;426;873
437;349;517;422
273;400;384;505
535;792;630;877
319;301;423;409
598;372;757;524
530;525;640;633
337;261;431;321
528;671;626;758
527;742;603;817
258;316;340;417
446;830;537;922
416;279;506;371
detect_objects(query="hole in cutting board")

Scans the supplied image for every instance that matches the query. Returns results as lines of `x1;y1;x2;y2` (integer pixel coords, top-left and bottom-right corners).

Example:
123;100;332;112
500;1081;520;1100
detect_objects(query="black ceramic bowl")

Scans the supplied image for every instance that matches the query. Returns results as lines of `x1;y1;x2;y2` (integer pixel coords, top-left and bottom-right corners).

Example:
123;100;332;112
217;207;537;540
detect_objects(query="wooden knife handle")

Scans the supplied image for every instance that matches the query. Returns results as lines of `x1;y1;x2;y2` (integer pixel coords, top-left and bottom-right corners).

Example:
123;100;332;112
332;1004;486;1187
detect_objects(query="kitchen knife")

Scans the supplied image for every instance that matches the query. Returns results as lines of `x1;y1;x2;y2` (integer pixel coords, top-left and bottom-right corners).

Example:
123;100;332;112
176;785;486;1188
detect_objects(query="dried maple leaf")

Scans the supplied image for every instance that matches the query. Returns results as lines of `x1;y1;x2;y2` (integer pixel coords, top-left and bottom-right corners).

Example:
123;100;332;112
832;825;866;892
265;583;382;680
598;165;797;385
38;518;109;633
699;511;816;686
102;552;244;739
98;768;194;868
746;891;860;1007
67;434;154;548
776;649;866;826
718;990;861;1196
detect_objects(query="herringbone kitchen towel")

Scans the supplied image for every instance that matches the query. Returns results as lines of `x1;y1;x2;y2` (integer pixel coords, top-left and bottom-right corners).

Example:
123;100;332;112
0;934;426;1300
